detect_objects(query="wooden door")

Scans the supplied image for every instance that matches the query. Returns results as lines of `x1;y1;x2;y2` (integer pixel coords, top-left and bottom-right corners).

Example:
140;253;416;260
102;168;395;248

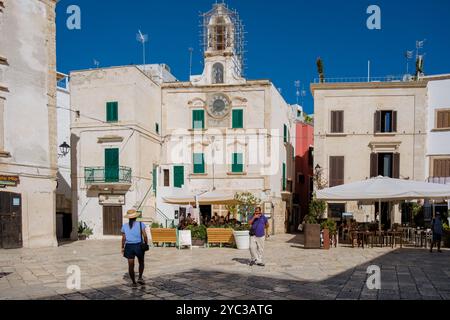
0;192;22;249
103;206;123;235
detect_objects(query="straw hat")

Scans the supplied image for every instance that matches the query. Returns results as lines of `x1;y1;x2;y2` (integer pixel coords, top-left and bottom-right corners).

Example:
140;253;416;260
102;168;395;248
125;209;140;219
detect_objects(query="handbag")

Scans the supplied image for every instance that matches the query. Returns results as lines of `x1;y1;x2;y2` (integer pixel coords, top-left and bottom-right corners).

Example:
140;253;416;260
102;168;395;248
140;222;150;252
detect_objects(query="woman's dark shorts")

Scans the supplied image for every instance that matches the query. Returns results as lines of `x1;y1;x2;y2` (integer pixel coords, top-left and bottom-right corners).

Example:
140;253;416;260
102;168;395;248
433;234;442;242
124;243;145;260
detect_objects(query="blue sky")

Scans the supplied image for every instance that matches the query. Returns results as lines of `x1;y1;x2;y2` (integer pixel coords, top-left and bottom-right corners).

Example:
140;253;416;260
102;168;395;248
56;0;450;114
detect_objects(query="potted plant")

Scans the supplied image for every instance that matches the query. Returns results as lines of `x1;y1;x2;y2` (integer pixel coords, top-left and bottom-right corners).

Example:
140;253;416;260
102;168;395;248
77;221;93;240
320;219;337;249
187;225;207;247
232;223;251;250
304;198;325;248
443;223;450;248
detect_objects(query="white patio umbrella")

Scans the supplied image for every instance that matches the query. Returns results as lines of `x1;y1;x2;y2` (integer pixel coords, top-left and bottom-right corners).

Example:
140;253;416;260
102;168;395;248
163;191;240;206
317;176;450;232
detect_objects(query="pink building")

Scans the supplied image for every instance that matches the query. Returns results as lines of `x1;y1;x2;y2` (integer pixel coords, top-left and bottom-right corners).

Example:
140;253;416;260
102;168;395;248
293;121;314;230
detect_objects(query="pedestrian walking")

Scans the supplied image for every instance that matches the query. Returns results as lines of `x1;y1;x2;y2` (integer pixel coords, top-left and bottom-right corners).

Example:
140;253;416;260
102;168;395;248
249;207;269;267
430;212;444;253
121;209;149;286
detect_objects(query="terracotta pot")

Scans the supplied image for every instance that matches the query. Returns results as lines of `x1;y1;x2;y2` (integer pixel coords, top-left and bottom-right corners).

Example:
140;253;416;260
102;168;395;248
78;234;87;241
322;228;330;250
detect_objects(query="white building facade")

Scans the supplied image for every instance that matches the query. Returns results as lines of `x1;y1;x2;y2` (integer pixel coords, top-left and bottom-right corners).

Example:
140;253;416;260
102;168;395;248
158;4;296;234
70;66;173;239
0;0;58;248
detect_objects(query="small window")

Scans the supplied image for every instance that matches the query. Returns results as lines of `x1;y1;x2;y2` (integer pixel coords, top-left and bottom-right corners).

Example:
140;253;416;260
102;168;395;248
155;123;160;134
193;153;205;174
174;166;184;188
106;102;118;122
212;63;224;84
163;169;170;187
282;163;286;191
192;110;205;130
329;156;344;187
232;109;243;129
283;125;288;143
375;110;397;133
231;153;244;173
330;111;344;133
436;110;450;129
433;158;450;177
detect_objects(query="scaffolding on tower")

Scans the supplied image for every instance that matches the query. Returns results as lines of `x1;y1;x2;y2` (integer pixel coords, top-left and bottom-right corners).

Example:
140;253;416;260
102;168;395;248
199;3;247;76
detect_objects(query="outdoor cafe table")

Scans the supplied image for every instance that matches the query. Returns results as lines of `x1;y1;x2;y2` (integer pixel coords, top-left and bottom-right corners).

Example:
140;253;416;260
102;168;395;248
350;231;375;249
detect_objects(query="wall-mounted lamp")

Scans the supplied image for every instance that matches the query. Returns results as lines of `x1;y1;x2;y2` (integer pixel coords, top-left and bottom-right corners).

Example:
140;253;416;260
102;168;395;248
58;141;71;157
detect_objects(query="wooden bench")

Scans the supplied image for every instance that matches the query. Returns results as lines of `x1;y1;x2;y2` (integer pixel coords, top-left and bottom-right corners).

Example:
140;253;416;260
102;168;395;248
207;228;234;248
150;228;177;247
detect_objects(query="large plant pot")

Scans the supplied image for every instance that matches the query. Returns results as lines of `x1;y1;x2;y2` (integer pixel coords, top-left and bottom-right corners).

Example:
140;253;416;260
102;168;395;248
192;239;205;247
322;229;330;250
304;223;321;249
78;234;87;241
233;230;250;250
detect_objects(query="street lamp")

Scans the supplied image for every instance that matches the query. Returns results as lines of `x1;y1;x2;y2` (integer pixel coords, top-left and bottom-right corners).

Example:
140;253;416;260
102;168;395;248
59;141;71;157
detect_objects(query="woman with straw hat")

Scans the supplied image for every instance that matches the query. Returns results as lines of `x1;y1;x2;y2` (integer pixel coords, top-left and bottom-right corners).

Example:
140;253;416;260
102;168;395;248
121;209;148;286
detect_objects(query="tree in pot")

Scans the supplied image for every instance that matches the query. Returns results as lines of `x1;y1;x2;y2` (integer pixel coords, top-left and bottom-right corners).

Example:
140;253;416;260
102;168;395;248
320;219;337;249
304;164;328;249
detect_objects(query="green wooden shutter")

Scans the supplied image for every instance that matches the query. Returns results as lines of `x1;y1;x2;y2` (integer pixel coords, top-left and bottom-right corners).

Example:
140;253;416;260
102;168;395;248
152;168;157;195
173;166;184;188
232;110;243;129
192;110;205;130
282;163;286;191
232;153;243;173
105;148;119;182
155;123;160;134
283;124;288;143
106;102;118;122
193;153;205;174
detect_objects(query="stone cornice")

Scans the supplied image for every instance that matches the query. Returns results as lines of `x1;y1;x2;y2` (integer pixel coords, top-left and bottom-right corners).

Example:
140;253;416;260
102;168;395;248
311;81;428;94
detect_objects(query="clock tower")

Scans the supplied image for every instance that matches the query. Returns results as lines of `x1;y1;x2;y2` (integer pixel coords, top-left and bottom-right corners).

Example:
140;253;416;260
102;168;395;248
191;3;246;86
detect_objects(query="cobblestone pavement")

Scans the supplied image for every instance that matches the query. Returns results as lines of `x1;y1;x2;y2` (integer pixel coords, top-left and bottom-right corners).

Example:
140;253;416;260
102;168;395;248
0;234;449;300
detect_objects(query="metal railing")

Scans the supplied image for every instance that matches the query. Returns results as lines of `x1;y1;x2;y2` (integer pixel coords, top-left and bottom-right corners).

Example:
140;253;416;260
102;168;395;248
313;75;413;84
84;166;132;184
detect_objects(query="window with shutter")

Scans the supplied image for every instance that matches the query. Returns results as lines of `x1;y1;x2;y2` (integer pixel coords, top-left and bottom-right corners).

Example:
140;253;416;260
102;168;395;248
193;153;205;174
433;159;450;177
329;156;344;187
231;153;244;173
370;153;378;178
436;110;450;129
173;166;184;188
105;148;119;182
152;168;157;195
106;102;118;122
393;153;400;179
330;111;344;133
374;111;381;133
375;111;396;133
232;109;244;129
155;123;160;134
192;110;205;130
282;163;286;191
163;169;170;187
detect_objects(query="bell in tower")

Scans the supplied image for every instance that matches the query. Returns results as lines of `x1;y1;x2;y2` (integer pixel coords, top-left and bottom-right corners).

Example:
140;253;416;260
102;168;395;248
192;3;246;86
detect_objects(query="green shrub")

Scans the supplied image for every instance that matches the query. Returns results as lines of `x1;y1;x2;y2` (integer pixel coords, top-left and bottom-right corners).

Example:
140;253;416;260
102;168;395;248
151;222;161;229
78;221;93;237
187;225;207;241
320;219;337;235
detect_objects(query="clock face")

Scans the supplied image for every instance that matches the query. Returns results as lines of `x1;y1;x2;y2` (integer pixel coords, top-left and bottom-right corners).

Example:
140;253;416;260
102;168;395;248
207;94;231;118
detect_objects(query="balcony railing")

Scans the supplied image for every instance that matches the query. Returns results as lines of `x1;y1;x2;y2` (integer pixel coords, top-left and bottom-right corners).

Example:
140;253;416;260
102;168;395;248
313;75;412;84
85;166;132;184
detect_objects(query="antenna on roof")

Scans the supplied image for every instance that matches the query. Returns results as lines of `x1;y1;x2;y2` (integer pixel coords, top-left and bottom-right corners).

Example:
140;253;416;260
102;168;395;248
93;59;100;69
295;80;301;104
136;29;149;66
188;47;194;78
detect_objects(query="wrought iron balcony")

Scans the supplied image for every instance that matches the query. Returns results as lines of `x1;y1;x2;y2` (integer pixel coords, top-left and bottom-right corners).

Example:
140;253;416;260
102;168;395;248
427;177;450;185
85;166;132;185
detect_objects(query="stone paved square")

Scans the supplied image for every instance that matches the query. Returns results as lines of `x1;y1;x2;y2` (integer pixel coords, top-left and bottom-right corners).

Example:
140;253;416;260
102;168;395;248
0;234;449;300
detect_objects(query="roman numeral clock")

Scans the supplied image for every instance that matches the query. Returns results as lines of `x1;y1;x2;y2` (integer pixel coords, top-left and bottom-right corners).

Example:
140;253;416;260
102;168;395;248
206;93;232;127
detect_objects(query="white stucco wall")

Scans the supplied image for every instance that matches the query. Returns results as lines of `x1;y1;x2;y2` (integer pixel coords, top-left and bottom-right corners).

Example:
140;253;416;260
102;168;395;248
0;0;58;248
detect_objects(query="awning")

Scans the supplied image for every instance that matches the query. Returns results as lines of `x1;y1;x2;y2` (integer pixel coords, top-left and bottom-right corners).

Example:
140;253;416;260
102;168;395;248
163;191;240;206
317;176;450;201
